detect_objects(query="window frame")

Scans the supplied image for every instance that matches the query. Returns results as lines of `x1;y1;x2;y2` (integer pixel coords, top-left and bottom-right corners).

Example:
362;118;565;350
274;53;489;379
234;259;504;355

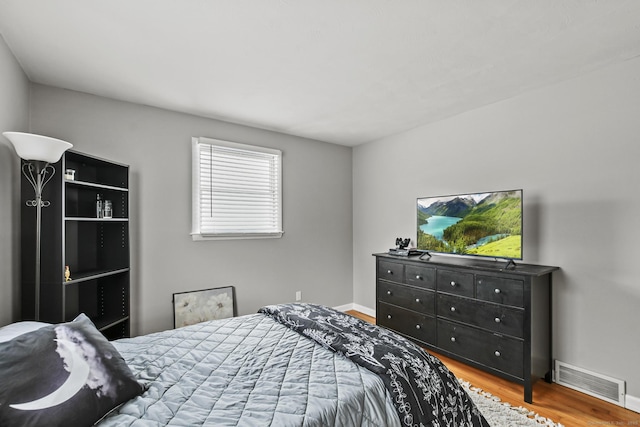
191;136;283;241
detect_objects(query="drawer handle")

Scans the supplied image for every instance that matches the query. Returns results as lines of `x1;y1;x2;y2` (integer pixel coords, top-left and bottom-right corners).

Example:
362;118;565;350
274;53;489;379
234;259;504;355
387;314;392;319
450;306;456;312
494;351;501;357
415;298;420;303
387;290;392;295
416;275;421;280
494;317;501;323
450;337;456;342
387;270;392;274
494;288;501;294
415;324;421;330
450;281;456;287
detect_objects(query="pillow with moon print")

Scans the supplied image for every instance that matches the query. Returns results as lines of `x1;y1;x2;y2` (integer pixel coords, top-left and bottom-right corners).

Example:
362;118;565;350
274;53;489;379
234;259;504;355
0;313;143;427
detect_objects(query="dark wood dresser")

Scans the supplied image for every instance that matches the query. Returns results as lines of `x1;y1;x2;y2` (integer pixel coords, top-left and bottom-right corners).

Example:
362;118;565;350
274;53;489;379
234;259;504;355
374;252;558;403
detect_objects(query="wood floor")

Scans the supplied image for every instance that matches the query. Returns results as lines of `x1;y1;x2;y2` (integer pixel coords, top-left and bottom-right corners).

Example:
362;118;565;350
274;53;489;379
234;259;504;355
347;310;639;427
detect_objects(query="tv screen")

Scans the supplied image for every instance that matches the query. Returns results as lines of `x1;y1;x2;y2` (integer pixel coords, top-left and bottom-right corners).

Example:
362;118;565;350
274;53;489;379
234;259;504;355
416;189;522;260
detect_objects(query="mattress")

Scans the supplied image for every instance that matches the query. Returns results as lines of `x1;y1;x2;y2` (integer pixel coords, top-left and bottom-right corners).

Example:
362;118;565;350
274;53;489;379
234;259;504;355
100;313;400;426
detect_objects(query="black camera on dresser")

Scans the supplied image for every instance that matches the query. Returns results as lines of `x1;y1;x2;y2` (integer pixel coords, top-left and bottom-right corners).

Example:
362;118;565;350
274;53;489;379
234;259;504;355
374;253;559;403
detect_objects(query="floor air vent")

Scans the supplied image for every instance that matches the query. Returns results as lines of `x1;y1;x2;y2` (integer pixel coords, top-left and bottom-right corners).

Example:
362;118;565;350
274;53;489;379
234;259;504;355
555;360;625;406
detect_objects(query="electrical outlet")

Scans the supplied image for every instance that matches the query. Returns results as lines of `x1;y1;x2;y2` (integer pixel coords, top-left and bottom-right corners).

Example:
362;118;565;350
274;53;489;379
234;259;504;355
296;291;301;301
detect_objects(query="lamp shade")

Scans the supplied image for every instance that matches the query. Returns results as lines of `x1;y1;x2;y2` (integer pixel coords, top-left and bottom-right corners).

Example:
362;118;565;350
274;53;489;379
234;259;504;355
3;132;72;163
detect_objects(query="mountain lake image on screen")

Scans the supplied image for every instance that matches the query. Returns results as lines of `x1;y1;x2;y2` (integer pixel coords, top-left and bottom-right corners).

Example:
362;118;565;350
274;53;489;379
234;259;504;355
416;189;523;260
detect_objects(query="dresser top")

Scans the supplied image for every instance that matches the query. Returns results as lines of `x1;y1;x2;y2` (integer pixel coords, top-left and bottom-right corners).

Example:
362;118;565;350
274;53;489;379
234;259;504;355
373;253;559;277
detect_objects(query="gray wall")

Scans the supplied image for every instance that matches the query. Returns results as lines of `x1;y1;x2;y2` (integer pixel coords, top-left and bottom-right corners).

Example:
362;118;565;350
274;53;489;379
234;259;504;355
353;57;640;397
28;84;353;336
0;35;29;326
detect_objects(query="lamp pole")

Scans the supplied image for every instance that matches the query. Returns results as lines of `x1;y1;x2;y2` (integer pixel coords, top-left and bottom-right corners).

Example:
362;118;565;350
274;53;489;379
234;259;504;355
22;160;55;321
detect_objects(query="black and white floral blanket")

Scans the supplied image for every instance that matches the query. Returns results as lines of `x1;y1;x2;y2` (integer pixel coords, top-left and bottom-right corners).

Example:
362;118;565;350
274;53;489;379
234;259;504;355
259;303;489;427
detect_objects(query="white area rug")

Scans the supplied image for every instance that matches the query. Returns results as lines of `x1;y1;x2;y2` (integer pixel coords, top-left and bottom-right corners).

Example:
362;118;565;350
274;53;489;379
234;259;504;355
461;380;565;427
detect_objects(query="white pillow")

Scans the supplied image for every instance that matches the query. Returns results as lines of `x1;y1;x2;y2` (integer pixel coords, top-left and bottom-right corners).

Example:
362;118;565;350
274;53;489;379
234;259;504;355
0;321;50;342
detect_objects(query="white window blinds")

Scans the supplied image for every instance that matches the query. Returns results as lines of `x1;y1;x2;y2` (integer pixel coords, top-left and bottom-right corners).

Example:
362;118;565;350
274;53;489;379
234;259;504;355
192;137;283;240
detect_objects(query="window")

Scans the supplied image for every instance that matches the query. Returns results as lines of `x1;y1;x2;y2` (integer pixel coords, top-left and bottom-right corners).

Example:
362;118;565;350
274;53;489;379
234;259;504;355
192;137;283;240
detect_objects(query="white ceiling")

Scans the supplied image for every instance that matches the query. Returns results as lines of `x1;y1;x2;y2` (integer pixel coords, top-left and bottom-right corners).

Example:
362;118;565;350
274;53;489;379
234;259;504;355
1;1;640;146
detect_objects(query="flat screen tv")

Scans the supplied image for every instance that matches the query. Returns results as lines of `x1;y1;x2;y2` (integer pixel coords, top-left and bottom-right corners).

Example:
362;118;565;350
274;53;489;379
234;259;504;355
416;189;522;260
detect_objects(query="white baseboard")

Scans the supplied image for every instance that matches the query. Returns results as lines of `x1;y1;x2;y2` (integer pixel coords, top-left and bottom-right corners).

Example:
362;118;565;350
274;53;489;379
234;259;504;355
333;303;376;318
352;303;375;318
332;303;354;312
626;393;640;413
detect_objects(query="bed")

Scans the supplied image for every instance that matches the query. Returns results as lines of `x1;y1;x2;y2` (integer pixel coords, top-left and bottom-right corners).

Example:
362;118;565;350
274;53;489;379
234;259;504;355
0;303;488;427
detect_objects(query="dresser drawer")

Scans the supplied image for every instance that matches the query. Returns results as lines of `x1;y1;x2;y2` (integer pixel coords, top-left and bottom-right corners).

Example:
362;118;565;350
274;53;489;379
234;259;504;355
405;265;436;290
437;294;524;338
378;302;436;345
378;281;435;315
437;269;474;297
378;260;404;282
437;319;523;379
477;275;524;307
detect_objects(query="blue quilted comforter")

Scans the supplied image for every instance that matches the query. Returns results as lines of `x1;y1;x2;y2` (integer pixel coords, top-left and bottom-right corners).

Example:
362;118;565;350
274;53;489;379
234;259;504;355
101;312;400;426
101;305;487;426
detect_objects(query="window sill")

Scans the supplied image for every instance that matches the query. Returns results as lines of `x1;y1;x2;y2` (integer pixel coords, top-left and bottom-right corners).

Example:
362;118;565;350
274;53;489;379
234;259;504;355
191;231;284;241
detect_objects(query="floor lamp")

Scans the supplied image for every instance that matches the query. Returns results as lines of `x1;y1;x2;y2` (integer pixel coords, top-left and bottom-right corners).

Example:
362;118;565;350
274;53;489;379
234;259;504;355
3;132;72;321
